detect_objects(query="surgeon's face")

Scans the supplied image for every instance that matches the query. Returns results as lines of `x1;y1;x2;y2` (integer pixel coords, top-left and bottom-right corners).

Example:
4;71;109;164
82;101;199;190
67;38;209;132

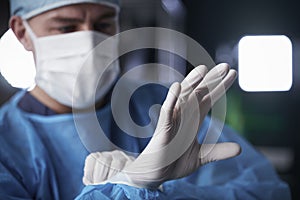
17;3;118;51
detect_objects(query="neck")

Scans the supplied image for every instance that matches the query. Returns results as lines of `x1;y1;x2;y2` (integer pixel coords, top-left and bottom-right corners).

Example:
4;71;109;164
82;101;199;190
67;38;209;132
30;85;72;114
29;85;108;114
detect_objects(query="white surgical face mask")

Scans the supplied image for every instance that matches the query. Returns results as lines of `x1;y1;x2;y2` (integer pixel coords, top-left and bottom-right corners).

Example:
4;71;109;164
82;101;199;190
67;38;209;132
23;20;120;109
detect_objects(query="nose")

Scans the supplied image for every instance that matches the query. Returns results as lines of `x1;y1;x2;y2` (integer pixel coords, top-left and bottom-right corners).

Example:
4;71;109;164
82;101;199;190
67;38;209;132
79;22;94;31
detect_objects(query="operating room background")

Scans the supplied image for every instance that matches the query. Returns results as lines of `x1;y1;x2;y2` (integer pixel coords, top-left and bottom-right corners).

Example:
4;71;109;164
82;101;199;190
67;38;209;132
0;0;299;199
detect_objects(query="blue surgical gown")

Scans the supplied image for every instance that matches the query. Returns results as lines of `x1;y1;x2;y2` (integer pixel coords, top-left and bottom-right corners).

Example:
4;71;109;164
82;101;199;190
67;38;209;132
0;84;291;199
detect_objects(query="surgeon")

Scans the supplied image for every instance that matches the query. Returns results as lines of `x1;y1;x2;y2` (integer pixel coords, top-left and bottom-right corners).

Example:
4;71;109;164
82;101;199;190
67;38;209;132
0;0;291;199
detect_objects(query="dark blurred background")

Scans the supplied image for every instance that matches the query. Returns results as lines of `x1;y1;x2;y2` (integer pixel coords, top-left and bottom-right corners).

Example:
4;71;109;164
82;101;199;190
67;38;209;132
1;0;299;199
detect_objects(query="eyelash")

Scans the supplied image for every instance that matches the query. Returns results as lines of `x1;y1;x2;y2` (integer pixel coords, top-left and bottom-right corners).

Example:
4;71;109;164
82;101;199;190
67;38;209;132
58;26;77;33
94;23;112;31
57;22;114;34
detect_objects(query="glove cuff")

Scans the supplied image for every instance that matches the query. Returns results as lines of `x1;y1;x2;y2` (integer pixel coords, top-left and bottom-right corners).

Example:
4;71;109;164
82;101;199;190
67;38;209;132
108;172;164;191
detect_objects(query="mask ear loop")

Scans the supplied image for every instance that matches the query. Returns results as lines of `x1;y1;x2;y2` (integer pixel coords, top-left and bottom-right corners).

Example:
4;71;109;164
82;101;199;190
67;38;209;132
114;14;120;34
22;20;37;40
22;20;39;90
22;20;39;53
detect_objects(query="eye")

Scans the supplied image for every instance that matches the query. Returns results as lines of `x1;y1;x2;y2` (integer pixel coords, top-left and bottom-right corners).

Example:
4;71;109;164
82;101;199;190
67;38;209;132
58;25;77;33
94;23;112;32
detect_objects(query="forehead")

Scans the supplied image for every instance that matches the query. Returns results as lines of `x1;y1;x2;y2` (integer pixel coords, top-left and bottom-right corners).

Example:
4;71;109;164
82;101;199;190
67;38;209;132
29;3;117;21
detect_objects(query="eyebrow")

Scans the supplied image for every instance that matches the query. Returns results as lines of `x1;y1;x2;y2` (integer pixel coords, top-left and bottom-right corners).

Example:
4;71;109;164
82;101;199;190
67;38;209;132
98;12;117;20
51;17;84;24
50;11;117;24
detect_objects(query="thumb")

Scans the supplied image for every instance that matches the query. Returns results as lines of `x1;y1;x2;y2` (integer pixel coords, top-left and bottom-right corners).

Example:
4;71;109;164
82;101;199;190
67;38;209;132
156;82;181;126
161;82;181;112
199;142;241;164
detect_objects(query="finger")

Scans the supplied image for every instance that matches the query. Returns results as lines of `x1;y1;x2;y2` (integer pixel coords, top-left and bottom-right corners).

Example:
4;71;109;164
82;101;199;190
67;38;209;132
202;63;230;86
161;82;181;119
201;69;237;109
92;152;112;183
194;63;230;101
199;142;241;165
106;151;135;178
189;64;232;120
83;153;98;185
149;83;182;146
179;65;208;102
83;151;133;185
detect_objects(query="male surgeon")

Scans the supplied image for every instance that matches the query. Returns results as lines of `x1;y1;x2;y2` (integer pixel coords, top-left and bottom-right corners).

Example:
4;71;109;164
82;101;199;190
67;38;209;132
0;0;291;199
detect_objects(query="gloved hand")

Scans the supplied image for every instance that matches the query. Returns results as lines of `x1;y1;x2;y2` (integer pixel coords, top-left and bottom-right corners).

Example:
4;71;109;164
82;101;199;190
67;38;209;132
83;63;241;189
83;150;135;185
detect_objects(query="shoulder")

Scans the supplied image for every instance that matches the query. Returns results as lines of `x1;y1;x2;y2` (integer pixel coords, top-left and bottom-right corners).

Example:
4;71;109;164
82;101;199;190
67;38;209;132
0;91;49;180
0;93;49;193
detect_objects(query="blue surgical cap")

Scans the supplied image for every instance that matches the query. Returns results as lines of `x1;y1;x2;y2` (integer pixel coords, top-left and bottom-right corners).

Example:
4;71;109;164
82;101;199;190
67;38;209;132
10;0;120;19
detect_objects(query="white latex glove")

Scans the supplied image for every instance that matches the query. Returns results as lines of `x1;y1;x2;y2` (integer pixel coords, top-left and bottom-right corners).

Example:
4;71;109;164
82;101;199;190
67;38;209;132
83;150;135;185
83;63;241;189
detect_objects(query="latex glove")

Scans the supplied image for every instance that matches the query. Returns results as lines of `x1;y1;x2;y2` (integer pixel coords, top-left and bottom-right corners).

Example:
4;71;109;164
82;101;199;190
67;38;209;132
83;150;135;185
83;63;241;189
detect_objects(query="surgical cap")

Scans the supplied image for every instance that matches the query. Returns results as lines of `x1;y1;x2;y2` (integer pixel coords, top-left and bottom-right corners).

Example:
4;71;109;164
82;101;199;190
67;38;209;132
10;0;120;19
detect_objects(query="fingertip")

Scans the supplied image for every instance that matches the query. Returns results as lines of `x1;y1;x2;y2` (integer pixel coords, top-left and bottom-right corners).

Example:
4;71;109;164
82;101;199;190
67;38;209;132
227;69;238;83
185;65;208;84
82;176;90;186
173;81;181;87
85;152;96;164
229;69;237;76
217;63;230;76
162;82;181;111
170;82;181;95
228;142;242;157
216;142;242;159
199;142;242;164
219;63;230;69
196;64;208;74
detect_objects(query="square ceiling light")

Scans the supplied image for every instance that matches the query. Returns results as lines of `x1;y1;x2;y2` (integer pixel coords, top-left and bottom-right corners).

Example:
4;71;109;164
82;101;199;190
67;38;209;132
238;35;292;92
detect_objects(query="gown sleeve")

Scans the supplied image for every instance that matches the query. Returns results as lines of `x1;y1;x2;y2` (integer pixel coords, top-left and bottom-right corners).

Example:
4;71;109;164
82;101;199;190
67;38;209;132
0;143;58;200
75;121;291;200
0;161;32;200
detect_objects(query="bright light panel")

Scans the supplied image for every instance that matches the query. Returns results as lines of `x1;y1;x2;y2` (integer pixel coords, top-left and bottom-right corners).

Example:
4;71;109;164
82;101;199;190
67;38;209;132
238;35;292;92
0;29;35;89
